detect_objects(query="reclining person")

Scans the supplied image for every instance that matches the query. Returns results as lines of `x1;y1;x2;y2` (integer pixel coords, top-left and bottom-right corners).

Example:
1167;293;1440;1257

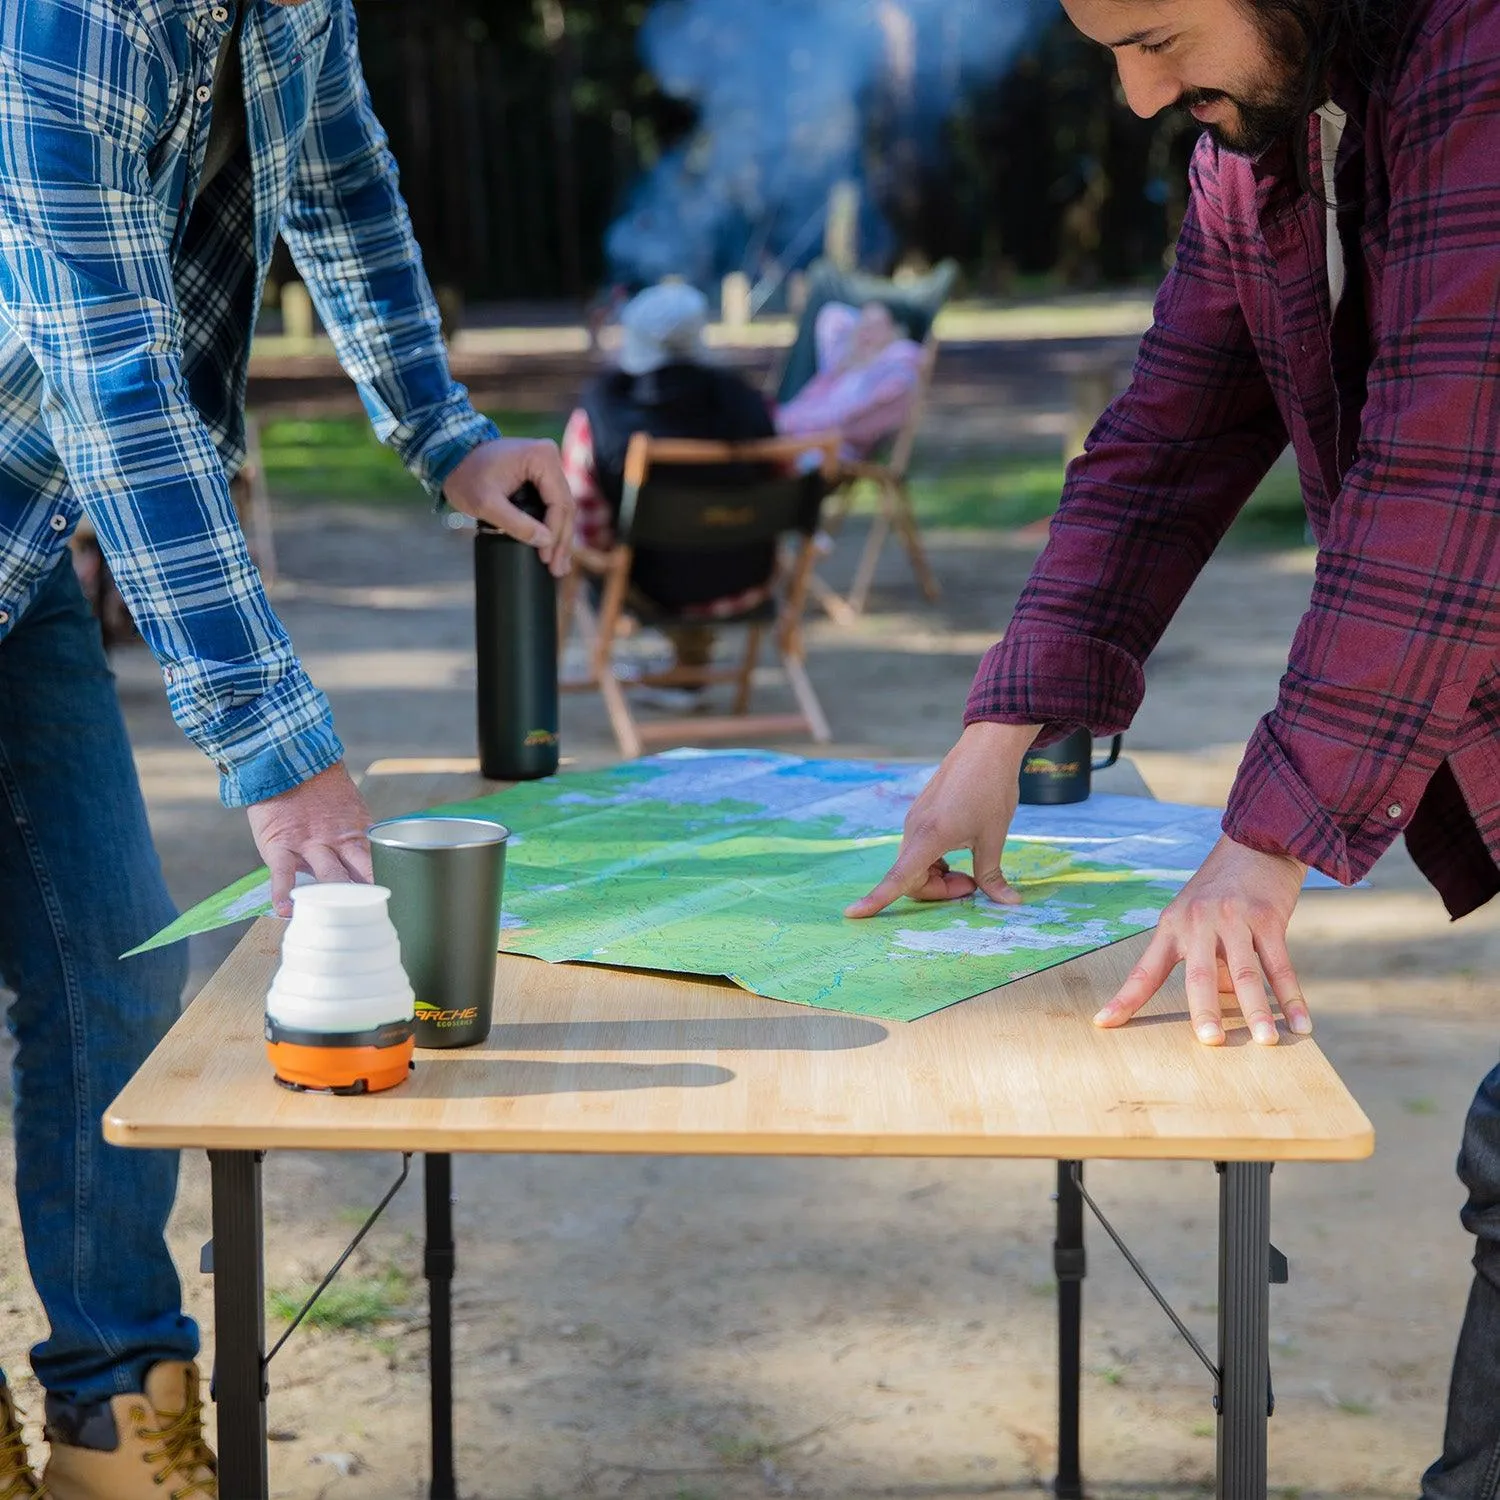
775;301;925;460
562;283;777;697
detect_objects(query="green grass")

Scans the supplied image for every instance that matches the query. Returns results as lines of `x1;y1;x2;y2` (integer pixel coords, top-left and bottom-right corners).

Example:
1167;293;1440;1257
903;450;1309;547
260;412;1313;548
266;1266;411;1333
259;410;562;502
902;456;1069;531
709;1432;782;1466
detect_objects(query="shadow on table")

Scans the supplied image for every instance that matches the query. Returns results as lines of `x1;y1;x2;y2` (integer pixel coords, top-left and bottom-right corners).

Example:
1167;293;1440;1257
484;1016;888;1052
406;1057;736;1096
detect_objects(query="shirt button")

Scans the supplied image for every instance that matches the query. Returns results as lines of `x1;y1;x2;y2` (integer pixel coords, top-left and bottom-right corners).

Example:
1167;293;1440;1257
211;4;229;19
0;610;9;625
1387;803;1404;820
196;84;213;103
49;513;67;532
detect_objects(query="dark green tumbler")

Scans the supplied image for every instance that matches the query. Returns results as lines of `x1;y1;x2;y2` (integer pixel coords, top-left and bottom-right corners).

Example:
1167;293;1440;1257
475;483;559;781
367;816;509;1049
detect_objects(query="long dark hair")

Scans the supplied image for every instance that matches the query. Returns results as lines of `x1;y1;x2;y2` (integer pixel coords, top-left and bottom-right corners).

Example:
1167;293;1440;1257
1246;0;1411;188
1254;0;1412;110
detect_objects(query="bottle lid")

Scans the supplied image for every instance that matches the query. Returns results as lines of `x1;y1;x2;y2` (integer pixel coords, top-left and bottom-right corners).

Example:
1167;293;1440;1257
509;483;547;523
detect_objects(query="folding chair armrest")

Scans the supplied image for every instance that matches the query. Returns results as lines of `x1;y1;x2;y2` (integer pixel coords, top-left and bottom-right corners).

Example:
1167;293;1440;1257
630;432;843;483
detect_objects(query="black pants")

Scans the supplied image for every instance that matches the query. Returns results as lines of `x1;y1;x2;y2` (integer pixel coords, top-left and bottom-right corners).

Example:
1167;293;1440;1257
1422;1061;1500;1499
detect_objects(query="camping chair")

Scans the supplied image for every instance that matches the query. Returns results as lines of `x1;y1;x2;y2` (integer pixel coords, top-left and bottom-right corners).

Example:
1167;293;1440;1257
774;259;957;619
560;432;841;760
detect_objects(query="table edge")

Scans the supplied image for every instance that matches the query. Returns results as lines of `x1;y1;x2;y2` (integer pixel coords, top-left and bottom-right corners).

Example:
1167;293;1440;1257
102;1114;1376;1163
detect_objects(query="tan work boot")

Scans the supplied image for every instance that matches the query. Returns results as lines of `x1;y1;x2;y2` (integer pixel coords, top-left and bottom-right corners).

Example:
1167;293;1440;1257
0;1381;45;1500
0;1382;45;1500
43;1362;215;1500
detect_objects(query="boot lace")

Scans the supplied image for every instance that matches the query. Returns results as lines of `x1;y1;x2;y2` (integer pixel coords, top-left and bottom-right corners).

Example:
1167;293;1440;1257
0;1402;45;1500
131;1394;216;1500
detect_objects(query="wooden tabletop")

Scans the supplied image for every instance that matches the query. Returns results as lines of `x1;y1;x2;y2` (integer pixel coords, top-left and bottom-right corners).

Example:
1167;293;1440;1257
104;762;1374;1164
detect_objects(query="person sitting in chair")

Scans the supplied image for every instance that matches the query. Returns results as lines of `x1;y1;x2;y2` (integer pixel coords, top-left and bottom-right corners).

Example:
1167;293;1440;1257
562;282;778;693
774;301;925;460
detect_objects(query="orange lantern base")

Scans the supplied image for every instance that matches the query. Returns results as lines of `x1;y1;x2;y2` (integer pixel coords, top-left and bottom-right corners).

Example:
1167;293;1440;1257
266;1031;414;1096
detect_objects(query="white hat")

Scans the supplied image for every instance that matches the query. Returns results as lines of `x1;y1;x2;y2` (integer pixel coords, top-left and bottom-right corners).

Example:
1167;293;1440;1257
617;282;709;375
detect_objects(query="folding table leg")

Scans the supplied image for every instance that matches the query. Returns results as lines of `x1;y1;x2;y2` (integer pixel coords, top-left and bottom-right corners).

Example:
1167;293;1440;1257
425;1153;459;1500
1054;1161;1086;1500
1217;1163;1272;1500
208;1149;269;1500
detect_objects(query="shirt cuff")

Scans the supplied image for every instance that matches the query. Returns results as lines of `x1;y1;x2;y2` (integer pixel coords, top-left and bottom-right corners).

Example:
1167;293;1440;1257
1222;721;1405;886
395;399;502;502
963;630;1144;743
166;660;345;807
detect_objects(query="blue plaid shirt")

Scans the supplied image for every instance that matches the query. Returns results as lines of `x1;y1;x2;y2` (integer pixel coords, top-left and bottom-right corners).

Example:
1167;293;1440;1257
0;0;499;805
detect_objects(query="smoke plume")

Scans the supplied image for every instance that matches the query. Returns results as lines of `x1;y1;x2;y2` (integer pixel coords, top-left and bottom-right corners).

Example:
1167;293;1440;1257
606;0;1051;292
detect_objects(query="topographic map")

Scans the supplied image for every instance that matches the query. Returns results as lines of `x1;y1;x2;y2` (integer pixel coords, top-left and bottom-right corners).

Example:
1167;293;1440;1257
132;749;1331;1022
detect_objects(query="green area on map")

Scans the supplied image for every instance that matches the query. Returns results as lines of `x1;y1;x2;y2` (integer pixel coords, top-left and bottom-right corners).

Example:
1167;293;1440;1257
130;750;1231;1021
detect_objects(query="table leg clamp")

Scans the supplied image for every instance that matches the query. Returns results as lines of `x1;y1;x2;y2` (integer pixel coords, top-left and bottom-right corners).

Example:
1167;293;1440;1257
1053;1245;1087;1282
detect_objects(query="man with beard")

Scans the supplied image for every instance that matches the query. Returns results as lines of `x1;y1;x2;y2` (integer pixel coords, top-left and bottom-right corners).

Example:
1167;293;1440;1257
0;1;573;1495
849;0;1499;1492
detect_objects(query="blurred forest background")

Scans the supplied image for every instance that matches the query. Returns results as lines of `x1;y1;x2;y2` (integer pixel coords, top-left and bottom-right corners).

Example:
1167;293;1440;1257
352;0;1203;304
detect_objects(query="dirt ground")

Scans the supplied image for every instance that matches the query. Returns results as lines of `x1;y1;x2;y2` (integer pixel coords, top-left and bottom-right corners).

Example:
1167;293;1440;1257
3;444;1499;1499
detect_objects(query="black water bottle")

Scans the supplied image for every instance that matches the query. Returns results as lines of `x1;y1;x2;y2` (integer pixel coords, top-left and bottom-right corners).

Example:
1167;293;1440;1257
474;484;559;780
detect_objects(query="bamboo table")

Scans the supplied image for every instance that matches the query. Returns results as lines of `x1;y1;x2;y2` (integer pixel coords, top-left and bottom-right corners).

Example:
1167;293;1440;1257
105;762;1373;1500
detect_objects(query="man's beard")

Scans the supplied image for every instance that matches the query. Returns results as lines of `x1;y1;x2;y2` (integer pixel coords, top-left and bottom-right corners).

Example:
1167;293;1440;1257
1179;13;1314;155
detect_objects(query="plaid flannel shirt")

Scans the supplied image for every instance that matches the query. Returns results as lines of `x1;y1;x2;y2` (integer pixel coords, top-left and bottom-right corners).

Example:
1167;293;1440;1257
967;0;1500;918
0;0;498;805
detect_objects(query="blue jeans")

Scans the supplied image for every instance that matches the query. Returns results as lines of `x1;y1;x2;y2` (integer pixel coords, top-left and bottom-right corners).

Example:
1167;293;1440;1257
0;555;197;1403
1423;1060;1500;1500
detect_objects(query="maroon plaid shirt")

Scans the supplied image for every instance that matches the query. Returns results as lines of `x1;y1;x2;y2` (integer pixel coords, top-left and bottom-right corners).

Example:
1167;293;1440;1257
967;0;1500;918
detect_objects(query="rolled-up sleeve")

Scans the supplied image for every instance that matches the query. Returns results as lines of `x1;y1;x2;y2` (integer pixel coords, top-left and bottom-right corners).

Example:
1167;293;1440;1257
0;0;342;806
1224;5;1500;885
966;138;1289;742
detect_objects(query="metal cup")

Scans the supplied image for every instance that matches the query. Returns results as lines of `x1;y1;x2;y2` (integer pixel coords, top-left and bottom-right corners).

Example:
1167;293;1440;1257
1017;730;1123;806
367;816;510;1049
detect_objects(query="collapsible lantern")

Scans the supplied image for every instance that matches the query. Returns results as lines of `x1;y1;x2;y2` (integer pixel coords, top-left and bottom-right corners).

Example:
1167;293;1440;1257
264;884;415;1095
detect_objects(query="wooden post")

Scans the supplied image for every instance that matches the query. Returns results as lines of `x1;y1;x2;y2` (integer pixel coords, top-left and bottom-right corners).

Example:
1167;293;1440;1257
280;282;317;345
721;272;752;327
825;180;861;271
436;286;464;343
1066;367;1117;464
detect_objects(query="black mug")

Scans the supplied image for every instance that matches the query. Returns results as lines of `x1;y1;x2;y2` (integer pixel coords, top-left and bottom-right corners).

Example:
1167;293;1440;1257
1017;730;1123;806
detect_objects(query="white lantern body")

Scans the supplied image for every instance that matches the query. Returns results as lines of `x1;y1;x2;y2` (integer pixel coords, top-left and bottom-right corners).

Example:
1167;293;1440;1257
265;884;416;1095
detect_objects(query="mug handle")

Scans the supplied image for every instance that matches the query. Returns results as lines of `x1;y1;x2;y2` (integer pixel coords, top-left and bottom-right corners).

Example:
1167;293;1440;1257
1093;734;1123;772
